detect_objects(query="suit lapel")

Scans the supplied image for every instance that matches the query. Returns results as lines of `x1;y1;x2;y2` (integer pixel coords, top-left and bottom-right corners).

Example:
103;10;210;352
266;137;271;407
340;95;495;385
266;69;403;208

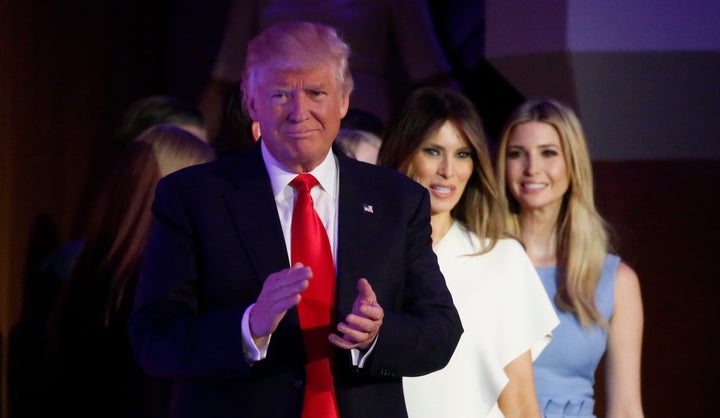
335;154;378;317
223;144;289;284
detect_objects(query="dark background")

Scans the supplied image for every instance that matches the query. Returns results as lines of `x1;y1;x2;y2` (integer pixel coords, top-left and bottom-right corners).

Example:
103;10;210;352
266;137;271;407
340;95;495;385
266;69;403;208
1;1;718;417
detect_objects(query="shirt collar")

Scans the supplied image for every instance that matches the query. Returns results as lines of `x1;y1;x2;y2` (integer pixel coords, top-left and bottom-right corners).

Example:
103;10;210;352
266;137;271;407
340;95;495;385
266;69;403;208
261;140;338;198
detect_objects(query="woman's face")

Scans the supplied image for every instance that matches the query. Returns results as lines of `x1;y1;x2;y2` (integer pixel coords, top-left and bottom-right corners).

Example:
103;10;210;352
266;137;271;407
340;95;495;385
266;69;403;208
505;121;569;213
408;121;474;217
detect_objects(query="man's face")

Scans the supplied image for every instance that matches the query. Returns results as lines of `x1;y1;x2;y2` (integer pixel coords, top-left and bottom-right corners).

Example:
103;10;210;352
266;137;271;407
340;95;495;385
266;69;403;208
247;64;349;173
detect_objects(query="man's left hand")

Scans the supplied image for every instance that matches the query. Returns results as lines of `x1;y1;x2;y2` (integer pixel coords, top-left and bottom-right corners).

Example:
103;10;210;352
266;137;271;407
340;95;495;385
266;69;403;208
329;278;383;351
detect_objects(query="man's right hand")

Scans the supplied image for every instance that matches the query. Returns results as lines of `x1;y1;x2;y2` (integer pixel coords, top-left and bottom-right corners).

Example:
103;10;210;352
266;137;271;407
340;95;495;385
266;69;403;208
249;262;311;343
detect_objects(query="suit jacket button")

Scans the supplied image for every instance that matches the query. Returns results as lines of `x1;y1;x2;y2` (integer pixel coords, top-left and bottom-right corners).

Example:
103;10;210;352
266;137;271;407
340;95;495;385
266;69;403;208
293;379;304;389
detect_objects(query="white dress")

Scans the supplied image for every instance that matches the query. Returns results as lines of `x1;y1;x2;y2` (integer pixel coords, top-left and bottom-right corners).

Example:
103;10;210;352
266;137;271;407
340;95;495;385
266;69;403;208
403;222;559;418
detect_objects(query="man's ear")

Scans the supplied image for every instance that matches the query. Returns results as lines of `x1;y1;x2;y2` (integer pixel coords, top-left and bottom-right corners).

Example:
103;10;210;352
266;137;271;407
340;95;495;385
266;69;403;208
339;93;350;118
246;95;258;120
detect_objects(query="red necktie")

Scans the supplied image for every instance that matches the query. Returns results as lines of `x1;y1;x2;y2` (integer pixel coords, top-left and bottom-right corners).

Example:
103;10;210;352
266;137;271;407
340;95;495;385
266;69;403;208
290;174;339;418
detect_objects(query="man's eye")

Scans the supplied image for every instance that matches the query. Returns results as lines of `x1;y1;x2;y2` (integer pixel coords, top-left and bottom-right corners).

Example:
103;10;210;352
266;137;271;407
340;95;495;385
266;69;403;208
269;93;289;104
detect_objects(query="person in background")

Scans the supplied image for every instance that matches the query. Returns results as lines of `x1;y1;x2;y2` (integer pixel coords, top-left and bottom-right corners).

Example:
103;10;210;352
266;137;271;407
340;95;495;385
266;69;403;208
335;108;385;164
115;95;208;144
334;128;382;164
197;0;461;142
212;86;262;156
495;98;645;418
9;95;210;418
128;21;462;418
378;87;558;418
46;125;216;418
40;95;209;283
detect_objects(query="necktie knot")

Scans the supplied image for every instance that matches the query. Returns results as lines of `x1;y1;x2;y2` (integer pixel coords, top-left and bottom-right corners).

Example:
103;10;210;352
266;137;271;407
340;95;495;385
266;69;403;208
290;173;319;193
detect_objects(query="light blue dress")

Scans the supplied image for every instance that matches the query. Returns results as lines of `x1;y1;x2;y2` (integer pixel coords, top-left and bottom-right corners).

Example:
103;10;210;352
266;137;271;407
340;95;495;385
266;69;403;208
533;254;620;418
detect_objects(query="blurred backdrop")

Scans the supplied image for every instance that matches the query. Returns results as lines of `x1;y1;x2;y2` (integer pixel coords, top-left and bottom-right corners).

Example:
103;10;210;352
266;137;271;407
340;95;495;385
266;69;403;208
1;1;718;417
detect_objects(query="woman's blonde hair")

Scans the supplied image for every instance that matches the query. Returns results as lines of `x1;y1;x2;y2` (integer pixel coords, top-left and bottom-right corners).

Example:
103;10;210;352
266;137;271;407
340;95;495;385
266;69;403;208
496;98;610;327
55;125;216;329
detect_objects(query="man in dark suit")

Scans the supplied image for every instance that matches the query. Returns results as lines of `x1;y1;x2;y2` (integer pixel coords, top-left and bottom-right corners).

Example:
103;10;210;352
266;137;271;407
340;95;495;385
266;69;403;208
129;21;462;418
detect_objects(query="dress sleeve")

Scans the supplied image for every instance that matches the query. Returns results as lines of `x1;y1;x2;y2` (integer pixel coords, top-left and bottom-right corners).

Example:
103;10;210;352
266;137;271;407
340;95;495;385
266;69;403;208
473;239;559;403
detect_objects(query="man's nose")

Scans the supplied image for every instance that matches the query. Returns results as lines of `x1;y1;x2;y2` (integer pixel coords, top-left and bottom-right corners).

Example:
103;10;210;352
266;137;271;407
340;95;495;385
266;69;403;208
287;95;310;122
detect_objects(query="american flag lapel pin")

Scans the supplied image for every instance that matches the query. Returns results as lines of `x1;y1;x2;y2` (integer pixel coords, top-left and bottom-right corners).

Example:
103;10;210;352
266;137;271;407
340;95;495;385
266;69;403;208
362;203;374;214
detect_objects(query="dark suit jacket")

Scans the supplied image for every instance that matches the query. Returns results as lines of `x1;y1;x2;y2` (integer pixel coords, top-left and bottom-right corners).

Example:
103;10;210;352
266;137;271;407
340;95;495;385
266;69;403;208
129;142;462;418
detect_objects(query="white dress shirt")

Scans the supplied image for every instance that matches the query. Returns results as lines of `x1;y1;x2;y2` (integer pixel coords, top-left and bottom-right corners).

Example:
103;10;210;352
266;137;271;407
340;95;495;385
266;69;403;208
241;141;339;361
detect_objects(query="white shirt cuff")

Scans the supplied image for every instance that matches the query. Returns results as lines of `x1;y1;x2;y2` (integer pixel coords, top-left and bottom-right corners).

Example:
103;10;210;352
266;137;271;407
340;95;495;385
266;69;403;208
350;334;378;368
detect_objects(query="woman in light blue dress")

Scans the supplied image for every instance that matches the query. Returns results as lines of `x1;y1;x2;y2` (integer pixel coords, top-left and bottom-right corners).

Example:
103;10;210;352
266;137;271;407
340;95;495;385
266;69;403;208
495;98;645;418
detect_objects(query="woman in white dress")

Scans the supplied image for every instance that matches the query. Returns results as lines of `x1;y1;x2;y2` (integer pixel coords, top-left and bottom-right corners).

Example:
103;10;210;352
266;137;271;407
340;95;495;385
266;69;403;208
377;87;559;418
